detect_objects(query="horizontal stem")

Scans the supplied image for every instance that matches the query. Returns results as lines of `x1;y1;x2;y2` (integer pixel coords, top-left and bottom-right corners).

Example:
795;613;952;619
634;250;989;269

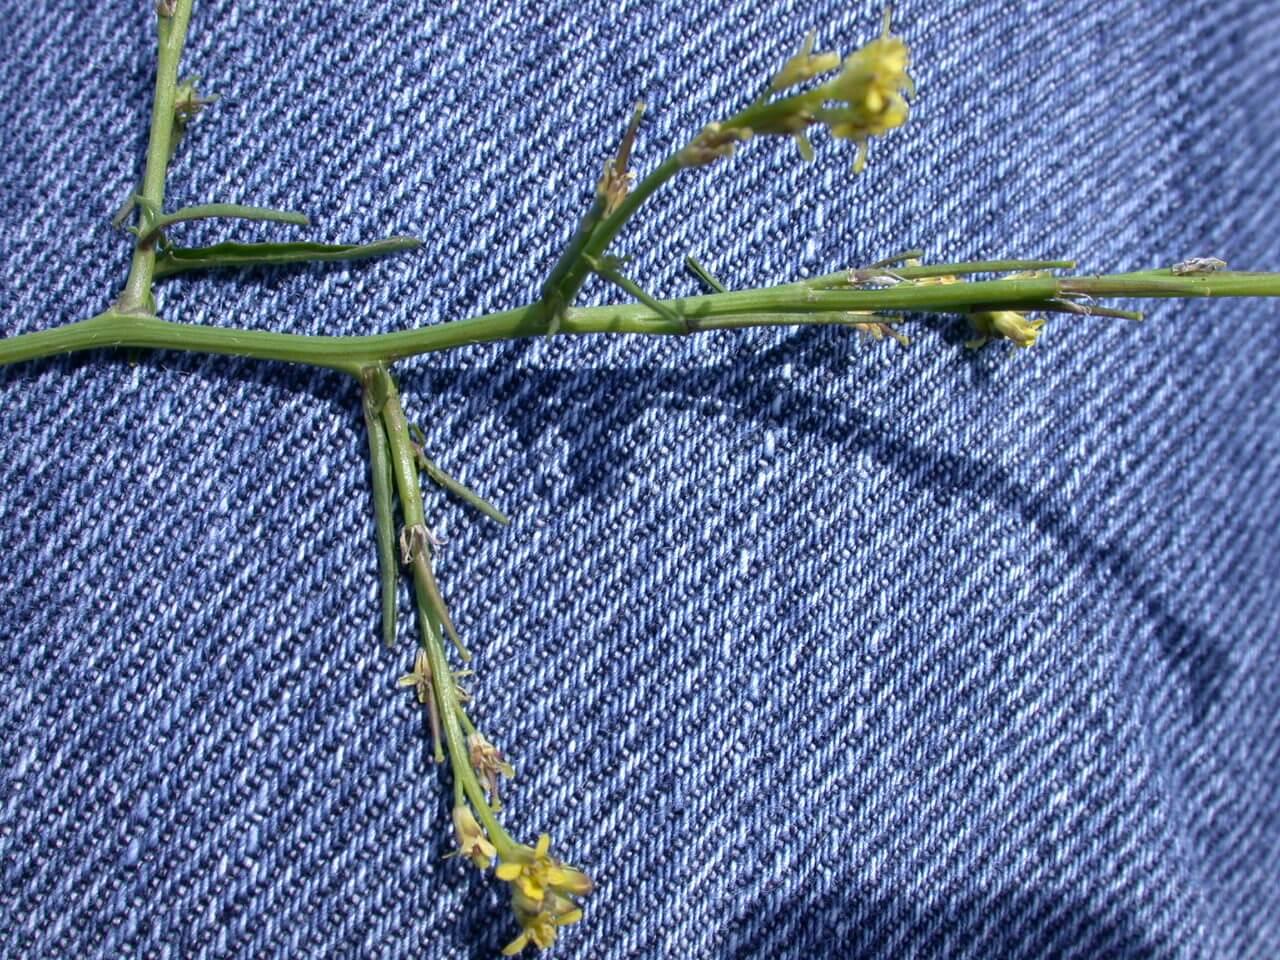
138;202;310;244
803;259;1077;288
154;236;421;279
4;269;1280;371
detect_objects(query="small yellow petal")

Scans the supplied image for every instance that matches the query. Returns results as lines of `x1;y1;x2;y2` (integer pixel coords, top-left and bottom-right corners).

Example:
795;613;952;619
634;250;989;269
531;924;557;950
501;931;530;956
496;862;523;881
553;908;584;927
813;51;840;73
544;866;593;896
853;143;868;174
794;131;815;163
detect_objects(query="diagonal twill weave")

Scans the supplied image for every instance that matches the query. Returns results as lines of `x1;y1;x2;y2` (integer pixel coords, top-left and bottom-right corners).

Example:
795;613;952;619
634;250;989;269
1;1;1278;957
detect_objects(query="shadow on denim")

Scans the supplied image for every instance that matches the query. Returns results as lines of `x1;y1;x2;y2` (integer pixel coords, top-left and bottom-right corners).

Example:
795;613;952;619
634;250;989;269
720;883;1162;959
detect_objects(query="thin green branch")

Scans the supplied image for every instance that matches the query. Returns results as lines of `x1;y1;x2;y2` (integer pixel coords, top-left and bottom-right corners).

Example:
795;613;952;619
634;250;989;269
116;0;195;313
135;202;310;244
5;269;1280;371
869;248;926;267
538;197;606;329
154;236;421;279
686;255;729;293
417;452;511;527
371;367;517;856
538;103;647;327
541;153;684;325
585;255;682;325
360;377;400;648
416;553;470;662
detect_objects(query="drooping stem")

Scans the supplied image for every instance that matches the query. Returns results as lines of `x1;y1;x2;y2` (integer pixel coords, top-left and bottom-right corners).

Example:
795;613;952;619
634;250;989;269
368;364;518;855
360;378;400;649
116;0;196;314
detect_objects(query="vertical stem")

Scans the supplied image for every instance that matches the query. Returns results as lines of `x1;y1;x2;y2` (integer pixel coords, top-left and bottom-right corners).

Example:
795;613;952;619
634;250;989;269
360;382;399;648
368;365;518;855
116;0;196;314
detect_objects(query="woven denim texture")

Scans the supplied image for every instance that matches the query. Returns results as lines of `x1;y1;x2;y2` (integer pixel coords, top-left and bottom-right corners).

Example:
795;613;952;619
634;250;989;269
2;0;1279;956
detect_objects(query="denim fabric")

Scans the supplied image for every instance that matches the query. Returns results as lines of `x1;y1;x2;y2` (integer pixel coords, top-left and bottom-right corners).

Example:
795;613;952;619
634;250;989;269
2;0;1279;957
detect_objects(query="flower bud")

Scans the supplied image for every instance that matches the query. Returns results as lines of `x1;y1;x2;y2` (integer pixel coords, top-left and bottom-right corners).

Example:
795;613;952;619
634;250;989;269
769;30;841;92
452;805;498;870
967;310;1045;349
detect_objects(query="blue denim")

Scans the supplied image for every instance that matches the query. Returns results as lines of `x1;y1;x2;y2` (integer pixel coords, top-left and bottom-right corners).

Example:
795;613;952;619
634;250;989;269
2;0;1279;957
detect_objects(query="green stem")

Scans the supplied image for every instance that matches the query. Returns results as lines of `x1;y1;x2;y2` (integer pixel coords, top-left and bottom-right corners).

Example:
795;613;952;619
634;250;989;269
153;236;420;279
458;708;478;737
539;196;606;323
538;83;846;324
360;378;399;648
116;0;195;314
586;255;680;325
371;366;517;856
8;269;1280;371
416;553;471;661
686;255;728;293
538;82;845;323
541;153;684;326
136;202;310;245
802;259;1077;288
0;311;370;373
417;452;510;527
869;248;926;268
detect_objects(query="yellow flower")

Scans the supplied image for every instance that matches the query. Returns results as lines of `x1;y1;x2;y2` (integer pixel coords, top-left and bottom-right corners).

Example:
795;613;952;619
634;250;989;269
501;893;584;955
495;834;592;905
818;12;913;172
497;836;590;953
451;805;497;870
853;319;910;346
966;310;1046;349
